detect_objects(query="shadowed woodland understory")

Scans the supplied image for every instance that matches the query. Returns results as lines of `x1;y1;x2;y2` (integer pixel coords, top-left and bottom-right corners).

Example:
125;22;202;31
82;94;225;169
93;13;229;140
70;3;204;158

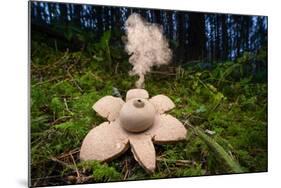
30;1;267;187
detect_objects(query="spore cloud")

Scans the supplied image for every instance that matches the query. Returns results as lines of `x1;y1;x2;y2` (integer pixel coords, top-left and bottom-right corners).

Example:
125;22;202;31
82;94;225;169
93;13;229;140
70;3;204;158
124;13;172;88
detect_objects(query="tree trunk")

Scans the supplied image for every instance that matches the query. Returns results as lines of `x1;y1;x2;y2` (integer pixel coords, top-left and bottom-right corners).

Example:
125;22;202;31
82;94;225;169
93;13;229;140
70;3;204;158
59;4;68;25
221;14;228;60
176;12;186;63
215;15;221;61
187;13;205;61
73;5;81;27
95;6;103;36
154;10;162;24
243;16;251;51
167;11;174;40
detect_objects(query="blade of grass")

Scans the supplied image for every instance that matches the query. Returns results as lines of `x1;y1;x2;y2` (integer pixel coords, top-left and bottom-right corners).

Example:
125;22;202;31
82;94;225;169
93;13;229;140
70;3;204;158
184;121;243;173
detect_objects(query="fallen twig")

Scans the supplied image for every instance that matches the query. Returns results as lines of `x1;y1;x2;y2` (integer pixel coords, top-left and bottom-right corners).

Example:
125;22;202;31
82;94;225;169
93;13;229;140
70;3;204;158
64;98;74;115
50;157;74;169
57;148;80;160
51;115;72;125
156;157;195;167
123;160;129;180
70;152;81;181
67;65;83;93
32;76;65;87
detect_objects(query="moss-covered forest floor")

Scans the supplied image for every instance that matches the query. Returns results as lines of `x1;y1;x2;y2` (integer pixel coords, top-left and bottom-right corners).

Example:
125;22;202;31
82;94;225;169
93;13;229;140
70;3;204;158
30;34;267;186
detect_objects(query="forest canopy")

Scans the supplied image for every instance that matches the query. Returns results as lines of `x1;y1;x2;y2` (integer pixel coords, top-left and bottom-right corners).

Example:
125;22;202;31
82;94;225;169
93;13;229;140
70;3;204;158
30;1;267;63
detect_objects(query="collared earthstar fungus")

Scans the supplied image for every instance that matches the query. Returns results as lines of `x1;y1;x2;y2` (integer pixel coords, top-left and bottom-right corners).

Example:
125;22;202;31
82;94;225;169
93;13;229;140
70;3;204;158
80;89;187;173
80;13;187;173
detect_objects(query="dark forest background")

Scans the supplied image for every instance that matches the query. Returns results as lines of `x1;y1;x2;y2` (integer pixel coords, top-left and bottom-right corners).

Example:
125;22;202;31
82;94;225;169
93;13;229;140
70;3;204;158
30;1;267;64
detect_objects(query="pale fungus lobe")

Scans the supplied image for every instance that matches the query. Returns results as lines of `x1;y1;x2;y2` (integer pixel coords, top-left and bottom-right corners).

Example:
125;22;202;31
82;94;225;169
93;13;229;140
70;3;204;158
80;89;187;173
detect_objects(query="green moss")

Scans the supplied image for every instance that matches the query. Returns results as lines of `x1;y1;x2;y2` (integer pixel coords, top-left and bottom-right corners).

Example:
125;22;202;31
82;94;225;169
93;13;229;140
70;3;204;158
78;161;121;182
30;40;267;186
175;164;204;176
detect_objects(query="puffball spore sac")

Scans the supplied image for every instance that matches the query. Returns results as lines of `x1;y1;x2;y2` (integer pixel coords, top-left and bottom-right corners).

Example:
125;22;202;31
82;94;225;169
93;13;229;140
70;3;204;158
119;98;156;133
124;13;172;88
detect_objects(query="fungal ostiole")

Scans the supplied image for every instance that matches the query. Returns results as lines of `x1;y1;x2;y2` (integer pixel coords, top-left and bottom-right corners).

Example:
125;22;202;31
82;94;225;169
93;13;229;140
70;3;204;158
124;13;172;88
